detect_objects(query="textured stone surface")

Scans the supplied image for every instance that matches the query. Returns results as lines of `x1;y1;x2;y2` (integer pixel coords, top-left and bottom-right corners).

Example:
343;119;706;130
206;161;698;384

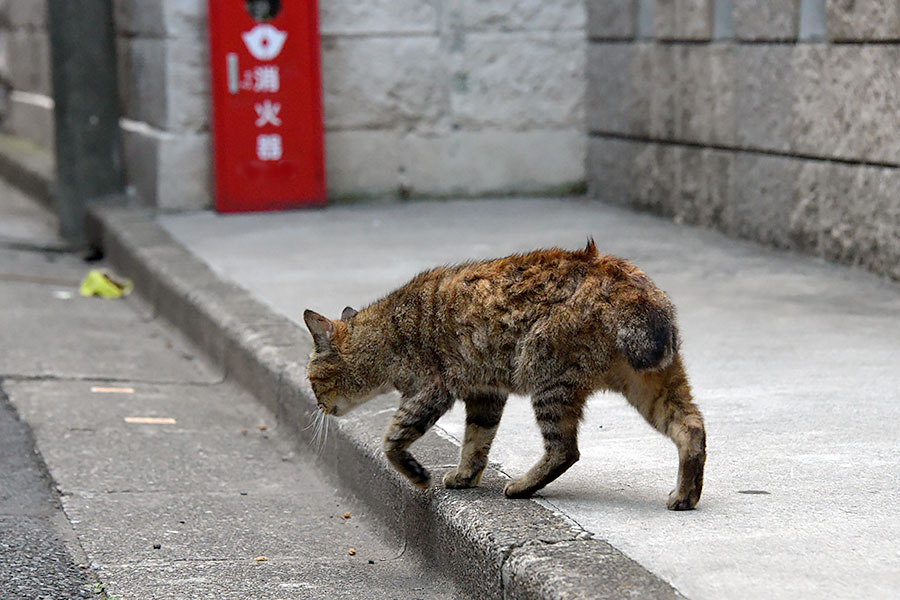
321;37;444;132
0;29;8;82
586;43;632;133
792;45;900;165
117;36;208;133
6;30;51;95
826;0;900;40
319;0;438;35
504;540;685;600
587;136;637;204
627;42;654;136
402;129;586;194
6;0;46;29
733;0;799;40
630;142;681;216
655;0;713;40
120;125;160;206
465;0;585;31
725;153;799;248
588;135;900;278
113;0;207;39
5;97;53;149
164;32;210;132
678;44;735;145
451;33;584;130
113;0;166;36
645;44;679;138
121;127;211;210
156;131;210;210
117;37;167;129
676;146;731;225
634;43;734;143
587;0;637;39
735;45;793;152
793;161;900;279
324;130;402;198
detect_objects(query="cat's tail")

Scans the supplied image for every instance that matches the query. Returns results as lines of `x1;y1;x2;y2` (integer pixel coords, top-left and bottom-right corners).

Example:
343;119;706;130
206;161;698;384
608;289;680;372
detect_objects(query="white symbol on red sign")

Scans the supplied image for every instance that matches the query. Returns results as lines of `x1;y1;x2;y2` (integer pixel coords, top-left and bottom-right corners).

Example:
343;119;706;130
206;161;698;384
255;100;282;127
256;134;283;161
241;66;280;92
242;24;287;61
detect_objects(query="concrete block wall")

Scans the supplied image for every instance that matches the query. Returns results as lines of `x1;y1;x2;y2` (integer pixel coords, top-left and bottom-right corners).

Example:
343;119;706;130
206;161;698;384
0;0;54;149
0;1;586;210
113;0;211;211
320;0;587;200
587;0;900;280
111;0;587;209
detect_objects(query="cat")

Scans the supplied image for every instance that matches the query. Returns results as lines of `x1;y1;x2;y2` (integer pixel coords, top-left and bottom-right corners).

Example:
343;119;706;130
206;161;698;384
303;239;706;510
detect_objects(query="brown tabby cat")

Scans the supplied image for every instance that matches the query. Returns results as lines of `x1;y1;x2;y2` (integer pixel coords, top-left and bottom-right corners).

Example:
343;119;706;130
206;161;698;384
303;240;706;510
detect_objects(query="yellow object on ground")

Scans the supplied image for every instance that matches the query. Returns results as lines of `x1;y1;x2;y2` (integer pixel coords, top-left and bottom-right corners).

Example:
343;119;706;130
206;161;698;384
79;270;133;298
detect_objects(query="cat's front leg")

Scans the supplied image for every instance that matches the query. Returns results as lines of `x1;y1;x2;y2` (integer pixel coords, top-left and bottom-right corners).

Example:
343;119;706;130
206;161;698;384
444;391;507;489
383;386;454;489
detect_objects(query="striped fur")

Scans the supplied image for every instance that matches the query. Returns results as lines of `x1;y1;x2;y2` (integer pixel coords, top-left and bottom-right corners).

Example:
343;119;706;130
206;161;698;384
304;240;706;509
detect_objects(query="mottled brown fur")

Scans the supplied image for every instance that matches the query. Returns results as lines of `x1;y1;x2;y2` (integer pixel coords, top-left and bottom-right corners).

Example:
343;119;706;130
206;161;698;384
304;241;706;509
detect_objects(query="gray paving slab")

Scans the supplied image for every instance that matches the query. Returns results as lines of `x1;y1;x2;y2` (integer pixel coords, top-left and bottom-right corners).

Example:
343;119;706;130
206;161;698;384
7;380;313;495
160;198;900;600
0;261;220;383
93;558;453;600
62;490;392;564
5;379;270;432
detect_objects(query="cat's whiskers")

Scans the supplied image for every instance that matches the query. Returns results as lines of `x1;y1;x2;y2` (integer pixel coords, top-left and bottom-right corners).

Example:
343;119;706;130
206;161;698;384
316;415;330;457
309;410;324;449
303;409;319;432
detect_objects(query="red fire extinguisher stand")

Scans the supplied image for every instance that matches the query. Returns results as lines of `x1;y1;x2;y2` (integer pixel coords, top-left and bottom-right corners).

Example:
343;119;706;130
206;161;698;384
207;0;326;212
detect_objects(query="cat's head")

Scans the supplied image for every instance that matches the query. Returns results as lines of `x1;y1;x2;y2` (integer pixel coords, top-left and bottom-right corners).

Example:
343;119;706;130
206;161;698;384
303;307;373;416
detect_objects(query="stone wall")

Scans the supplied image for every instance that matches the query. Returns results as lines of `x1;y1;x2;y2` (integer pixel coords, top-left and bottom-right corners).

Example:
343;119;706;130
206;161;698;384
114;0;211;211
112;0;588;209
587;0;900;280
0;1;586;210
0;0;54;149
320;0;587;200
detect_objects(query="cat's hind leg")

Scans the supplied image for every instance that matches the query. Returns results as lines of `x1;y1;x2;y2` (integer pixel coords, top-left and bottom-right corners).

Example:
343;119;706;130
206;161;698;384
384;386;455;489
444;391;507;489
624;356;706;510
504;383;587;499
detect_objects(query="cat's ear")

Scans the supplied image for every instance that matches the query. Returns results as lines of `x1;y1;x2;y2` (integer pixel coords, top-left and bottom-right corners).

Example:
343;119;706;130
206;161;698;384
303;309;334;352
341;306;358;321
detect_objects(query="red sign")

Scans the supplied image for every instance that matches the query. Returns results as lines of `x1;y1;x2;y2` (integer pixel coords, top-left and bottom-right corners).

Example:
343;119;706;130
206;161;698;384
208;0;326;212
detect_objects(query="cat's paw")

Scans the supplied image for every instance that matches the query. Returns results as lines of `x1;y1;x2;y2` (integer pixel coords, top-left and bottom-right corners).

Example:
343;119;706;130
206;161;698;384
503;480;535;499
409;467;431;490
667;489;699;511
443;468;478;489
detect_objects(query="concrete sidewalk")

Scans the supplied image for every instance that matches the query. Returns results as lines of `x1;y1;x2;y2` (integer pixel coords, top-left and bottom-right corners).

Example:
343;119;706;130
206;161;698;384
158;198;900;600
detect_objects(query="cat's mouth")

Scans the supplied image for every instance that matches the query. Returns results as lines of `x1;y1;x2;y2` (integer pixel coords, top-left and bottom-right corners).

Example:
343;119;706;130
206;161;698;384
317;402;336;415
